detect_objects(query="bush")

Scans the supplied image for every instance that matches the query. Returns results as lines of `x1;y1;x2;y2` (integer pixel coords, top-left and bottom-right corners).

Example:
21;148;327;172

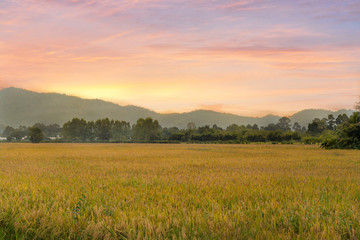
303;137;321;145
320;137;338;149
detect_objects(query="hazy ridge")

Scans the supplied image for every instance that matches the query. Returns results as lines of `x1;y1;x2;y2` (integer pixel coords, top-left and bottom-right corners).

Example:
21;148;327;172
0;87;355;130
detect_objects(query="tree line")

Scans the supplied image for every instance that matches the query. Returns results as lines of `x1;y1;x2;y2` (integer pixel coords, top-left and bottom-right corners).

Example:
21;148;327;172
1;111;359;148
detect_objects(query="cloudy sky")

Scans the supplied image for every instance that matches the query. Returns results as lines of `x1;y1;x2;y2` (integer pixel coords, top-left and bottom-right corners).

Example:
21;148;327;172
0;0;359;116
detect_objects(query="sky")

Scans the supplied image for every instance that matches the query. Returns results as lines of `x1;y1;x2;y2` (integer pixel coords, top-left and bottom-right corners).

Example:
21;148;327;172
0;0;359;116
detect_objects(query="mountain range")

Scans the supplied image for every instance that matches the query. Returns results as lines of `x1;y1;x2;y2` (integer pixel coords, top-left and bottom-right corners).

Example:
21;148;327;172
0;87;355;132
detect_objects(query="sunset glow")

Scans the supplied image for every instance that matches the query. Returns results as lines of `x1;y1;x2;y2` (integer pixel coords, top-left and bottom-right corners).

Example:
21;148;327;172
1;0;359;116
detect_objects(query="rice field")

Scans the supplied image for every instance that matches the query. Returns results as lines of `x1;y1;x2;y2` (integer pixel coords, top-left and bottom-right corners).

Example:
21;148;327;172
0;143;359;239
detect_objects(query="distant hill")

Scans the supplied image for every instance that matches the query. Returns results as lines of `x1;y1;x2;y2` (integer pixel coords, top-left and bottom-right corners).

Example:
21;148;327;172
290;109;355;127
0;87;160;127
158;111;281;129
0;87;355;129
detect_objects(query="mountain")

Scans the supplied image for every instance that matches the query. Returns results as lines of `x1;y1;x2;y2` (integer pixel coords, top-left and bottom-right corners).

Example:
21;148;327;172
0;87;355;129
158;111;281;129
290;109;355;127
0;87;160;127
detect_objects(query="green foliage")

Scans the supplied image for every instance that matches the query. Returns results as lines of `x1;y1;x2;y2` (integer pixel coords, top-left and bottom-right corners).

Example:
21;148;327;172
307;118;327;135
267;130;284;141
10;131;22;141
303;136;321;145
320;137;341;149
2;126;26;141
4;112;357;146
111;120;131;141
327;114;336;130
245;131;266;142
336;114;349;125
62;118;132;142
32;123;61;138
321;112;360;149
94;118;112;141
277;117;292;131
292;122;302;132
28;127;44;143
1;126;15;138
133;117;161;142
62;118;88;142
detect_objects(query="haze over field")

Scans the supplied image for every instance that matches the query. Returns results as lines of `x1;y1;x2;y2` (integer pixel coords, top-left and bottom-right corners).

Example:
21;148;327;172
1;0;359;116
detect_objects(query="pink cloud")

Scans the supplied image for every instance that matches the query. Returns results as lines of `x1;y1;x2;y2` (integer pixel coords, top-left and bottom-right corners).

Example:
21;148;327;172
0;0;359;116
214;0;267;11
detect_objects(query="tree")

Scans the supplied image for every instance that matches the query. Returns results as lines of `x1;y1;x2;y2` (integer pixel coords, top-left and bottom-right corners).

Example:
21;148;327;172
33;123;46;132
10;131;23;141
226;124;241;132
292;122;302;132
321;112;360;149
26;123;61;138
301;126;307;133
62;118;87;142
262;123;278;131
85;121;96;141
327;114;335;130
111;120;131;141
212;124;222;130
162;127;180;141
340;112;360;147
45;124;61;137
187;122;196;130
28;127;44;143
2;126;15;138
246;132;266;142
133;117;161;142
267;130;284;142
94;118;112;141
276;117;291;131
291;132;302;141
2;126;27;141
308;118;327;135
336;114;349;125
